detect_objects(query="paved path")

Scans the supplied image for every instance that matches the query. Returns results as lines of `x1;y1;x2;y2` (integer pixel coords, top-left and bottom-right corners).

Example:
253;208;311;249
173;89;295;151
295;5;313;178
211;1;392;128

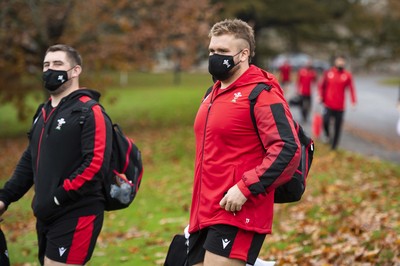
288;74;400;164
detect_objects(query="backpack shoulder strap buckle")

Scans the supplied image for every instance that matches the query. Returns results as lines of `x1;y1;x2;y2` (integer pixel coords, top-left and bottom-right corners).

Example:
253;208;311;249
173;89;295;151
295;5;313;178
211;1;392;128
78;99;104;125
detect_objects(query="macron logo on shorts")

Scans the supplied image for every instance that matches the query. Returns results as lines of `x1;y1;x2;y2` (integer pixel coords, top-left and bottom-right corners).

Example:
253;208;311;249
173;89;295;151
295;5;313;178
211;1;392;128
222;238;231;249
59;247;67;257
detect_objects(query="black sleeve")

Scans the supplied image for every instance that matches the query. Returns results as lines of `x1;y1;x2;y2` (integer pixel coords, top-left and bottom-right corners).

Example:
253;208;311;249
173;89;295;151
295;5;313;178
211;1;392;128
53;104;113;204
0;146;34;207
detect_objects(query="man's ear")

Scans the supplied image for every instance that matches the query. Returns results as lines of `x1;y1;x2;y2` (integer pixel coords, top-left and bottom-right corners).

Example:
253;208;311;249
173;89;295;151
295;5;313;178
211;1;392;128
241;48;250;63
71;65;82;78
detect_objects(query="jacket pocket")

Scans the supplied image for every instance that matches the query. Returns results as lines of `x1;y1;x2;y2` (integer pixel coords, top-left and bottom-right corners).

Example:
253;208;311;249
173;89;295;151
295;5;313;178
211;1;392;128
33;195;62;222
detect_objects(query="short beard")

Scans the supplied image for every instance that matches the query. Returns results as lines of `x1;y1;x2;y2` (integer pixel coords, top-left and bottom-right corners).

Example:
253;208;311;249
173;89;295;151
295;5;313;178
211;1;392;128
47;79;72;96
220;62;241;81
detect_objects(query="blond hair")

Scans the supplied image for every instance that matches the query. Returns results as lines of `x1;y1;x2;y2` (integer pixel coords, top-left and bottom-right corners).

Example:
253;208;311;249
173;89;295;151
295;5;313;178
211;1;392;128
209;19;255;60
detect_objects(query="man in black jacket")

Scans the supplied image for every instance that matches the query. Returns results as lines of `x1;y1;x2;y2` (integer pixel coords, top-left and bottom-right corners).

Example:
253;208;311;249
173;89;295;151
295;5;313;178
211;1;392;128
0;44;112;265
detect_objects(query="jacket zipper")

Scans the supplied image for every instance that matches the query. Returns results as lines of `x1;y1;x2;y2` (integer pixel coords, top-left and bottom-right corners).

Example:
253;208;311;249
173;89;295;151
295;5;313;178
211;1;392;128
35;106;56;175
195;88;216;231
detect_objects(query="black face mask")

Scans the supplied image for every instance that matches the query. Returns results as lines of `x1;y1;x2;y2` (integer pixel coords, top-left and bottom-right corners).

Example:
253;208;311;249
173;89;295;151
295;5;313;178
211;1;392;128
336;66;345;72
208;51;242;81
42;69;70;92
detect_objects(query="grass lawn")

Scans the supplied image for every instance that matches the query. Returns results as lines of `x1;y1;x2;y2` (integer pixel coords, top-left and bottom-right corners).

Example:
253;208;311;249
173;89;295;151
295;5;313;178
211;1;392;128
0;72;399;265
380;77;400;87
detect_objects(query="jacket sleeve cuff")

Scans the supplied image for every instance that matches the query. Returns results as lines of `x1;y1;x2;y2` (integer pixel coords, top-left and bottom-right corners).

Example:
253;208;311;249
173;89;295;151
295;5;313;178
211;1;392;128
237;179;252;198
54;187;71;206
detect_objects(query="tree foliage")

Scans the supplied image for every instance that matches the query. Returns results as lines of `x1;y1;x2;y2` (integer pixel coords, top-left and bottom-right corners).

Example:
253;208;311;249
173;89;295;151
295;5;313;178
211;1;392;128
0;0;214;119
212;0;400;66
2;0;400;120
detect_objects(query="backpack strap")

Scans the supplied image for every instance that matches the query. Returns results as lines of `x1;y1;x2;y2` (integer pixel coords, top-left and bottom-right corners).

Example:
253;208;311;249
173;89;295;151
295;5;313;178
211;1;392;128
32;103;45;123
77;98;114;130
77;99;98;125
248;83;272;150
203;85;214;100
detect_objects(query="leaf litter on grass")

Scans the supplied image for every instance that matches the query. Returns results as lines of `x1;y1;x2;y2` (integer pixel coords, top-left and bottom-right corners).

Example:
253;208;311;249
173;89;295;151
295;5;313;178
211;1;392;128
0;132;399;265
265;143;400;266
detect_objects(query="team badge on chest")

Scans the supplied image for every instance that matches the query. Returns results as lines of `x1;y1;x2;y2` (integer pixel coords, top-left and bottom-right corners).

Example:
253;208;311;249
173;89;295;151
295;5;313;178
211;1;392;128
231;92;242;103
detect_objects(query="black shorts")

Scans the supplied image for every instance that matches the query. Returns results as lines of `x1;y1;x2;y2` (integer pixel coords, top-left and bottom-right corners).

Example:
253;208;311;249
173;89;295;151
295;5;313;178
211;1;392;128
37;212;103;265
188;224;266;265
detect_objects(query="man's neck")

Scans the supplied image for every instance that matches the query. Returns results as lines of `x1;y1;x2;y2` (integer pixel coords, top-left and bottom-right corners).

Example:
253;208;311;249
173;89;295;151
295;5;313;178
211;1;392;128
51;85;79;107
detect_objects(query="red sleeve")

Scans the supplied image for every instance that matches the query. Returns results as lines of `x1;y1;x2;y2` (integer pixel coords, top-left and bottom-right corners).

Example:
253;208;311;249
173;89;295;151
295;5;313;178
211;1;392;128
347;73;357;104
296;70;302;93
318;71;328;101
238;91;301;196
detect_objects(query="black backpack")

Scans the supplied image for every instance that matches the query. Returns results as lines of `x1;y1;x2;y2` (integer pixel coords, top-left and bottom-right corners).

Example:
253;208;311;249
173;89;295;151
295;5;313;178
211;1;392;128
248;83;314;203
0;227;10;266
164;234;188;266
82;100;144;211
204;83;314;203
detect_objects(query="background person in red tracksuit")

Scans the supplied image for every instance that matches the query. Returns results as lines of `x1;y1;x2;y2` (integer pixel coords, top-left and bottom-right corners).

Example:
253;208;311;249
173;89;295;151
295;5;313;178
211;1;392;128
296;60;317;123
188;19;301;266
278;59;292;93
319;55;357;150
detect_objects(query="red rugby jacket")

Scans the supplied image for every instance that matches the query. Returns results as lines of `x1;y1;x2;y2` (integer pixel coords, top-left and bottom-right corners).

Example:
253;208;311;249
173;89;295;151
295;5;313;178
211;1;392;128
319;67;357;111
189;65;301;234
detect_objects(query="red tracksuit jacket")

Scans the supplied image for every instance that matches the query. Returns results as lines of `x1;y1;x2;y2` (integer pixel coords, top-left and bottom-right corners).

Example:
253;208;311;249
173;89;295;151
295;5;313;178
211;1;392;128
189;65;301;234
297;67;317;96
319;67;357;111
279;63;291;82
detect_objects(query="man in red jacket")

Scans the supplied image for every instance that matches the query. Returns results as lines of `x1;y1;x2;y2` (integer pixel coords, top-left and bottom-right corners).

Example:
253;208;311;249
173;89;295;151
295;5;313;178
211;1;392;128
188;19;301;266
319;55;357;150
296;60;317;122
278;60;292;94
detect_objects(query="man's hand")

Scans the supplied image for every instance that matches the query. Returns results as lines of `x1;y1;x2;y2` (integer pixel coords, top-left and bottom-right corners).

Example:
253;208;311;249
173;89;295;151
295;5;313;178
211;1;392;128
351;102;357;111
219;184;247;213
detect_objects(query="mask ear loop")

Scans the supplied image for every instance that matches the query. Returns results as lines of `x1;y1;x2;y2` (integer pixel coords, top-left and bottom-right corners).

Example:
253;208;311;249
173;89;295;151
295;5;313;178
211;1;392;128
233;49;243;57
237;48;251;64
68;65;81;79
230;49;243;68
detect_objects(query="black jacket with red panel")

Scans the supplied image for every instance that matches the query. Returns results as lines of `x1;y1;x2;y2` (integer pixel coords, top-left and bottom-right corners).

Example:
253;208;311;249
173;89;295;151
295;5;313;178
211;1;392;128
0;89;112;223
189;65;301;234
